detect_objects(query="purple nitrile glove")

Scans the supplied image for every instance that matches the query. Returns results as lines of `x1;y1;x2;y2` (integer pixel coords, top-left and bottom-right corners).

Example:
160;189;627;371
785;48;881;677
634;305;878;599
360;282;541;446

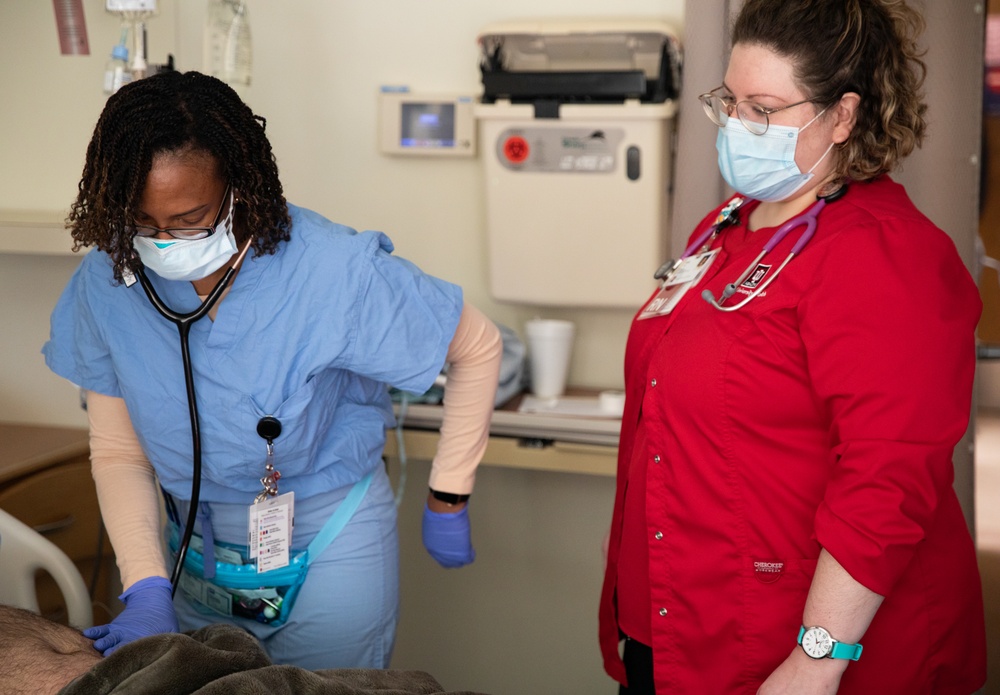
421;503;476;568
83;575;179;656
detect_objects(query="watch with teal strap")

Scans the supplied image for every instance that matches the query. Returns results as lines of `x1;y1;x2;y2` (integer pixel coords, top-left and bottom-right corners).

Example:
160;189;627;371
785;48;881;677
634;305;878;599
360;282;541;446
797;625;863;661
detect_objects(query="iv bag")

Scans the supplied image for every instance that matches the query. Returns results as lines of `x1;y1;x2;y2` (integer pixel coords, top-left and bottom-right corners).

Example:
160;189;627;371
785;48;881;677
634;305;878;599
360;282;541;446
205;0;252;86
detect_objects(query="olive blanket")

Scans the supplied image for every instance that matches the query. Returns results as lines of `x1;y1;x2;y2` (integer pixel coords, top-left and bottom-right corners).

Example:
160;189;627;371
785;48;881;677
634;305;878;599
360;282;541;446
58;623;487;695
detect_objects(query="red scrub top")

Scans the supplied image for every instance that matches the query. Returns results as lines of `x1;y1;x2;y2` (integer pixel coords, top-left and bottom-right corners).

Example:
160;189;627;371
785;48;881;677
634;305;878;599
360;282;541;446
599;176;986;694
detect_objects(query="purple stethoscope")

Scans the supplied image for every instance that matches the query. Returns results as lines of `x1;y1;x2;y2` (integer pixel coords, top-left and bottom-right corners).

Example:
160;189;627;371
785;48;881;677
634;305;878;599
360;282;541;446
653;184;848;312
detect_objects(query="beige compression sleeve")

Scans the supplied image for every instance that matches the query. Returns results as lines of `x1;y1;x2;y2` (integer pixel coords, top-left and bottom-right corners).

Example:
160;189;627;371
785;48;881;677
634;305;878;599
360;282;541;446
427;303;503;495
86;391;168;589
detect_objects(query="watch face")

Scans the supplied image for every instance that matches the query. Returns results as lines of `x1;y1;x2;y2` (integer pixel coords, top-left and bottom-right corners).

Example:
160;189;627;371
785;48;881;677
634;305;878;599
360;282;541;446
801;626;833;659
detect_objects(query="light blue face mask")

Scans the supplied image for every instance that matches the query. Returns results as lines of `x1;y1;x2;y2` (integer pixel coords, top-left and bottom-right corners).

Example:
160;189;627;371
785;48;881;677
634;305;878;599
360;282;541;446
716;109;833;202
133;193;238;281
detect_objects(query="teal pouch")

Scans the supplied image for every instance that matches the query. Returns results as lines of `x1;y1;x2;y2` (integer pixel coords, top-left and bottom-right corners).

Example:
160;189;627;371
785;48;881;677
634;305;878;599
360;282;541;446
169;470;373;627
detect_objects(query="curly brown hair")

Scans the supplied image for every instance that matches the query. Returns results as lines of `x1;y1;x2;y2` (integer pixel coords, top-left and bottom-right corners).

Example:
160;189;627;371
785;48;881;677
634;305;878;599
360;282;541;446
67;70;291;281
732;0;927;182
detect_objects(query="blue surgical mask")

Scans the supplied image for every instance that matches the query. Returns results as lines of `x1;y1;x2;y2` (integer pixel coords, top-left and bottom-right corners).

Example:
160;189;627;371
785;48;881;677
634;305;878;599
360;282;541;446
716;109;833;202
133;201;238;281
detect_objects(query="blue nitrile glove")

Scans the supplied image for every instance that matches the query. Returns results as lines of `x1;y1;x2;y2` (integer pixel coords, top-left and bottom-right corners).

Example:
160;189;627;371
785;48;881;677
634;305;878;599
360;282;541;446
83;576;179;656
422;503;476;568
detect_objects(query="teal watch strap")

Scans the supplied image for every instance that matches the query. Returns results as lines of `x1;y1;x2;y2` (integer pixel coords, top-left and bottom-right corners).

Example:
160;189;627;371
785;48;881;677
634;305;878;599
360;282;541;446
829;640;863;661
797;625;863;661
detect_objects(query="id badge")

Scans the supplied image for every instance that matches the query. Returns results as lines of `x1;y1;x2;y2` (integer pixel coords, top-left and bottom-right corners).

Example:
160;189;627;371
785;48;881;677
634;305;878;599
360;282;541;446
638;249;719;320
248;491;294;572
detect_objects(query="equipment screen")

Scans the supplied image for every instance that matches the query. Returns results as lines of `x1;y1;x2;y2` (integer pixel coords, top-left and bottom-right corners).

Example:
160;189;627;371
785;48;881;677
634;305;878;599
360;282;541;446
400;103;456;148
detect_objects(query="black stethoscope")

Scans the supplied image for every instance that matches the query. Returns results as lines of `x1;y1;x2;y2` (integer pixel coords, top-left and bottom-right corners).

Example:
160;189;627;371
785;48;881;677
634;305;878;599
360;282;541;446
133;238;278;595
654;184;848;311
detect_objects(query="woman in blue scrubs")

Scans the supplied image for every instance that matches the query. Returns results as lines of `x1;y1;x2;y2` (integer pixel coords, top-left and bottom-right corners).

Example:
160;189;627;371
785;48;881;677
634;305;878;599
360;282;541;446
43;70;502;669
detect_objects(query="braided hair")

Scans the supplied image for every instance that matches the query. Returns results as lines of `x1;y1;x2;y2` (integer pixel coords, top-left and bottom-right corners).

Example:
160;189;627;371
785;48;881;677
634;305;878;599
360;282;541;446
68;70;291;281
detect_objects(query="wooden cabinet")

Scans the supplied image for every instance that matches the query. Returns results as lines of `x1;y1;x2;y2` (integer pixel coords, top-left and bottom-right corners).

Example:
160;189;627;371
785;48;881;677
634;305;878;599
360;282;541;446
0;422;119;625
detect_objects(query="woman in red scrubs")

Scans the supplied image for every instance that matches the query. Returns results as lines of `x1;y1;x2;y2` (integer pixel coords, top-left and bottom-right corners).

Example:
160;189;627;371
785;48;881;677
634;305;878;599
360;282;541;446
598;1;988;693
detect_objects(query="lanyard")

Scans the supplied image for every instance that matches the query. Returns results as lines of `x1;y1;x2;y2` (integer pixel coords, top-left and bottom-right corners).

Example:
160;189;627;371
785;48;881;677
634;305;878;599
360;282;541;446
651;185;847;312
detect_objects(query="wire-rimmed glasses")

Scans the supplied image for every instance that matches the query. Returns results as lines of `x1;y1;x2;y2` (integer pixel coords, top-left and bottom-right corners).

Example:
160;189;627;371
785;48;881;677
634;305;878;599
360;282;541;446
699;87;821;136
129;184;233;240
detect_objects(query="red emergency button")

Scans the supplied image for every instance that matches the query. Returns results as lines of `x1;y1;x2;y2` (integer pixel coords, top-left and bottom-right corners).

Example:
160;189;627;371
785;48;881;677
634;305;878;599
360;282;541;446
503;135;530;163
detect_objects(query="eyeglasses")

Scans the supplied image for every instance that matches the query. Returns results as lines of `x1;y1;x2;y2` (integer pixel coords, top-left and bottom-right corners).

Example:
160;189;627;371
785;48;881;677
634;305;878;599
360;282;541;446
130;184;233;240
699;87;821;136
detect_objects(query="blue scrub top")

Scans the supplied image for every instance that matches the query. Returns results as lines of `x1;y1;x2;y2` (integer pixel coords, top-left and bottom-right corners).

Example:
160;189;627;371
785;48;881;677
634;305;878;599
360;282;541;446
43;204;462;503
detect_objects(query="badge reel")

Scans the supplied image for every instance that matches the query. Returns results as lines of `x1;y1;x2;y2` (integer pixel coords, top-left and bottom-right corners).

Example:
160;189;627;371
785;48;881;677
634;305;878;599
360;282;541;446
249;416;293;573
640;197;744;321
638;248;720;320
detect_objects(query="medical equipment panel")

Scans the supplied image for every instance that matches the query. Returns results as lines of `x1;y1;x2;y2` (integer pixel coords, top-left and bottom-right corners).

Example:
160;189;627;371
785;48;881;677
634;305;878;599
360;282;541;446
475;20;681;308
378;89;477;157
106;0;156;11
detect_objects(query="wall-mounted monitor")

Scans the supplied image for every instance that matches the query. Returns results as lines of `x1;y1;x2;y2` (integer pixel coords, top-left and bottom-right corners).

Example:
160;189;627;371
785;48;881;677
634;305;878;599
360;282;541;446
378;89;477;157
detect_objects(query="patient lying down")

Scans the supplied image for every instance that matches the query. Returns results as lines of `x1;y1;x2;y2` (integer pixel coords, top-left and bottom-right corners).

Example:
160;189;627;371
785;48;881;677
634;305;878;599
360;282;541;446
0;604;487;695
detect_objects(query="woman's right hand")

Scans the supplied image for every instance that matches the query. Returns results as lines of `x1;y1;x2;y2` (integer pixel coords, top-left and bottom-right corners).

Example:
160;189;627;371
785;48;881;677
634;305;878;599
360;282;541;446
83;575;179;656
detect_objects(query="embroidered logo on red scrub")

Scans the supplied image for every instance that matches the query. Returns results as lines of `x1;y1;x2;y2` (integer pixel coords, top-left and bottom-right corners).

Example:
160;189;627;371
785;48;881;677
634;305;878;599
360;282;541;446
753;560;784;584
741;263;772;289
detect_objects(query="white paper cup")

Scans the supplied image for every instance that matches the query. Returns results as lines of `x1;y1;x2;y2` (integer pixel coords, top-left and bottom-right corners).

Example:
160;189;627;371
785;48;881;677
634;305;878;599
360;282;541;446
599;390;626;417
525;319;575;399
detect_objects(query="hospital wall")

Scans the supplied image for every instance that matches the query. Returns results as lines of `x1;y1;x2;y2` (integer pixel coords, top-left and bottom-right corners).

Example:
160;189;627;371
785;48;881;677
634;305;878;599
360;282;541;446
0;0;686;428
0;2;989;694
0;3;678;694
2;2;986;431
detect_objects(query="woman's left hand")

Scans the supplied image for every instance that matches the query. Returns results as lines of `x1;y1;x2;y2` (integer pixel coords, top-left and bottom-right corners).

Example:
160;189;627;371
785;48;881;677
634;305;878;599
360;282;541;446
757;648;848;695
421;499;476;568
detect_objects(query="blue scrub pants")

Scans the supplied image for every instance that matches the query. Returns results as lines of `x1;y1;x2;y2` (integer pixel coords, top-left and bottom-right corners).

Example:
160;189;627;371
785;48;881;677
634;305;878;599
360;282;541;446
168;466;399;670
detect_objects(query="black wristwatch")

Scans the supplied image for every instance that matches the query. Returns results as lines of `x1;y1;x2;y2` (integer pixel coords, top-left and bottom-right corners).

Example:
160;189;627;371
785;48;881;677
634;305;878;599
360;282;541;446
429;488;470;505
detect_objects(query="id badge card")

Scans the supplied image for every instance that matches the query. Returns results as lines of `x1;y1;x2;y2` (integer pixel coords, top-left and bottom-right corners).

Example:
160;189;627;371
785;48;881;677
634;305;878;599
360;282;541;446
248;491;294;572
638;249;719;320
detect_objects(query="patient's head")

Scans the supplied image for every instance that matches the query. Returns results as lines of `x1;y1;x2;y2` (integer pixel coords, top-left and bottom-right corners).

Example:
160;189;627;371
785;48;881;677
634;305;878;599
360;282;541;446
0;604;101;695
